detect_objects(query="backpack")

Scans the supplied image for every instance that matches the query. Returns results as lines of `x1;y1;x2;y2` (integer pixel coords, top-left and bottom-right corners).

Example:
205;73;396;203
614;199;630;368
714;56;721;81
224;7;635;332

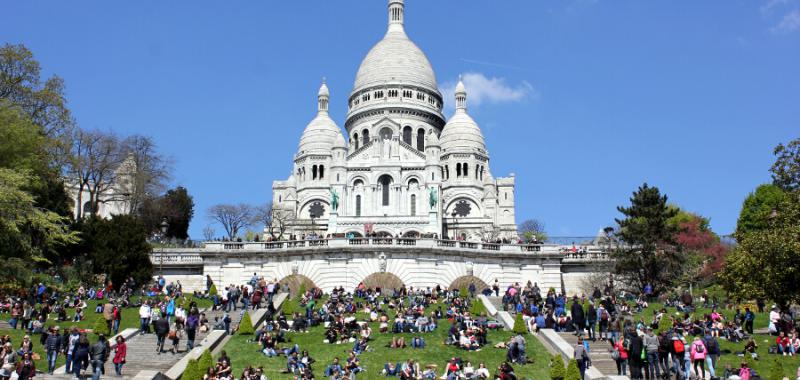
623;338;632;352
673;340;684;354
695;343;704;353
601;311;609;321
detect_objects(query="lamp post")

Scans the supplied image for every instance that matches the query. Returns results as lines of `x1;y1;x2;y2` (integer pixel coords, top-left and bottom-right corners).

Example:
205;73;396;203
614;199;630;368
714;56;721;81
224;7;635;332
159;217;168;276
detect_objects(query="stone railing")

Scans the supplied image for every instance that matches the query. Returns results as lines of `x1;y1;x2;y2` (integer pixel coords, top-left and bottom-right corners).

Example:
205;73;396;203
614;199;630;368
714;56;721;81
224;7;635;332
201;238;562;255
150;252;203;264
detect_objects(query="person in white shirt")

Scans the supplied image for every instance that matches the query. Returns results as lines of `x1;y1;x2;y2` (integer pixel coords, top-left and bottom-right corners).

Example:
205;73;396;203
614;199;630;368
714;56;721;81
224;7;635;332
475;362;491;379
139;301;151;334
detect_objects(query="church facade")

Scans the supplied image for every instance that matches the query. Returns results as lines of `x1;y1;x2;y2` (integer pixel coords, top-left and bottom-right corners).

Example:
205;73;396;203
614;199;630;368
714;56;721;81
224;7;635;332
272;0;517;241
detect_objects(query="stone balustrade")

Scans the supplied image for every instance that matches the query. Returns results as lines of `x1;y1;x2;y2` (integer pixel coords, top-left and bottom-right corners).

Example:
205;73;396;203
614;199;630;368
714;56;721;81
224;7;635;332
200;238;553;254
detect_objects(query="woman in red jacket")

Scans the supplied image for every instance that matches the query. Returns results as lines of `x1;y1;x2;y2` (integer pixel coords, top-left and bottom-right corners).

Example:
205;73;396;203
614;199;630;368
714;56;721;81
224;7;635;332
613;336;629;376
113;336;127;376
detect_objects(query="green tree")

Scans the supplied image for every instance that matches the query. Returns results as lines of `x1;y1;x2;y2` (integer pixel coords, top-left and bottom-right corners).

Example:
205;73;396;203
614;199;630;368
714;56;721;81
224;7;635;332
182;358;200;380
612;183;680;294
721;193;800;307
550;354;566;380
92;315;109;336
658;314;673;334
735;184;786;239
141;186;195;240
513;312;527;334
565;359;582;380
76;215;153;290
0;43;72;138
238;312;254;335
771;138;800;192
196;350;213;379
0;168;78;284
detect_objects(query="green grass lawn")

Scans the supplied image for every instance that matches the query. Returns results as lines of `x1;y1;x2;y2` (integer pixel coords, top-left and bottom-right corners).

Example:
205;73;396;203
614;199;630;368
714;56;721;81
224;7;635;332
222;322;550;380
0;294;213;371
220;295;547;379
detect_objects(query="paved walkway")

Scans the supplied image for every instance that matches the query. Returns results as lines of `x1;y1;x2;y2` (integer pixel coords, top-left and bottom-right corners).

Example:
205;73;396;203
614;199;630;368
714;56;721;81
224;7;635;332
38;308;224;380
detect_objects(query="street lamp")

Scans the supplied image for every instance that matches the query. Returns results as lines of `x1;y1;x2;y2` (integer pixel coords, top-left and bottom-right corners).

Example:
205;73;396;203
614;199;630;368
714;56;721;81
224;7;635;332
159;217;168;276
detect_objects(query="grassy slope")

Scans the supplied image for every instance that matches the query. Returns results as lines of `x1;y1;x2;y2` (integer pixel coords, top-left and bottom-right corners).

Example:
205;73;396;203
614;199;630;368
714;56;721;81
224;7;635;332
221;297;549;379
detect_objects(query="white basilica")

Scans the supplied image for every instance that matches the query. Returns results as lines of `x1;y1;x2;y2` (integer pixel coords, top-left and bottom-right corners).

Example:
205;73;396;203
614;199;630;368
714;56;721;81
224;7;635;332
272;0;517;241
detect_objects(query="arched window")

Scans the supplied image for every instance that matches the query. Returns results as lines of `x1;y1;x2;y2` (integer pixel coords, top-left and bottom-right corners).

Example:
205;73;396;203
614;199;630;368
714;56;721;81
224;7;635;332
353;133;359;150
353;179;364;188
362;129;370;145
379;175;392;206
456;163;461;177
355;195;362;216
408;178;418;188
475;165;479;179
416;129;425;151
410;194;416;216
402;126;412;145
319;165;324;179
463;163;469;177
380;127;393;140
312;165;318;180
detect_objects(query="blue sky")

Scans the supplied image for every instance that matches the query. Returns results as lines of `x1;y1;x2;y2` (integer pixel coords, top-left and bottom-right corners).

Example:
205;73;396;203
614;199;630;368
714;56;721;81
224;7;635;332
4;1;798;238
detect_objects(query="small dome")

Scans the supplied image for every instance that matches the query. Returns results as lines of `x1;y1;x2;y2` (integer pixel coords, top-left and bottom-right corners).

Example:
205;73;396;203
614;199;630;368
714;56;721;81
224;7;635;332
440;80;485;152
440;112;485;152
298;114;341;154
298;81;341;154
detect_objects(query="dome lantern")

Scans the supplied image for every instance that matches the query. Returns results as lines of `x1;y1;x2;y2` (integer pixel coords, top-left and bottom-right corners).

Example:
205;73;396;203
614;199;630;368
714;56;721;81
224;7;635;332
318;77;329;114
388;0;405;34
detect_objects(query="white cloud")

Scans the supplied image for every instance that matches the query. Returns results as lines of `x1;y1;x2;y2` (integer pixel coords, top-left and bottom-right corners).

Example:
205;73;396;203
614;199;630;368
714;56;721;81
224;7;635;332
761;0;791;15
771;9;800;33
441;72;536;112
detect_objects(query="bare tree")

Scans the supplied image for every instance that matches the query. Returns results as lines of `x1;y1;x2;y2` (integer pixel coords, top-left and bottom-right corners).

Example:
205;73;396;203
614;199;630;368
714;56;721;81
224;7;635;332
271;208;295;240
518;218;547;243
202;225;215;241
119;135;172;215
207;203;253;239
66;128;123;218
252;202;273;235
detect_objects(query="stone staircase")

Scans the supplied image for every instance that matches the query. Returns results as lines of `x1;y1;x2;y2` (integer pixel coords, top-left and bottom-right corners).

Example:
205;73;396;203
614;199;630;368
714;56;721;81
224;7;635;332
38;309;224;380
557;332;619;377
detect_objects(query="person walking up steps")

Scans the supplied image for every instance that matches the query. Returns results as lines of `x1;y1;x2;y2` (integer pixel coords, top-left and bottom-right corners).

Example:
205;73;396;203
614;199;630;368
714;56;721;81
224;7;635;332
113;336;127;376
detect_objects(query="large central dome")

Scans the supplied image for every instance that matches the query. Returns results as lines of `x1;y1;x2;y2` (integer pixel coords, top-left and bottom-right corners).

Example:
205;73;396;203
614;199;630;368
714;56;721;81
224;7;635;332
353;32;437;91
352;0;438;92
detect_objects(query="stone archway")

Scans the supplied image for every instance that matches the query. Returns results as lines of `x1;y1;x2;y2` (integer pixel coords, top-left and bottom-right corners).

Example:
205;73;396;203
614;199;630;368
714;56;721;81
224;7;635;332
362;272;404;292
279;274;318;298
448;275;490;293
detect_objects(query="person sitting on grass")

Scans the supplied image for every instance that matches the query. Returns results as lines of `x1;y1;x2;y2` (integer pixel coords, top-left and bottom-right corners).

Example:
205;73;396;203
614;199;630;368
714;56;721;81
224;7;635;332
776;331;793;356
411;336;426;349
352;337;368;354
324;326;338;344
740;337;758;360
399;359;419;380
383;361;401;376
442;357;461;380
346;351;363;375
300;350;315;368
203;366;218;380
215;358;232;380
388;336;406;349
260;333;277;357
323;357;343;377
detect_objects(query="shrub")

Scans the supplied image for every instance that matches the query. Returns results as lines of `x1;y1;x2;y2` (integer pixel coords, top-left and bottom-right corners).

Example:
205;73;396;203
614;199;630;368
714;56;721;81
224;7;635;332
197;350;213;378
513;312;527;334
469;298;488;317
238;312;254;335
550;354;566;380
459;285;468;297
208;284;217;296
657;314;673;334
566;359;582;380
282;299;296;316
92;315;109;336
182;358;200;380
